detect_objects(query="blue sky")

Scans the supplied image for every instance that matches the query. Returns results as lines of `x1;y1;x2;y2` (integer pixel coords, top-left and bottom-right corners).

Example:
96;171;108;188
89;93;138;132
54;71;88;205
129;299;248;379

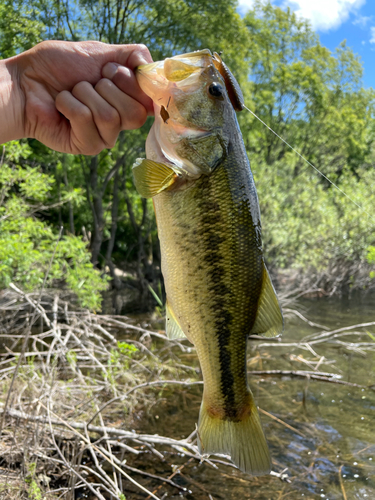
238;0;375;88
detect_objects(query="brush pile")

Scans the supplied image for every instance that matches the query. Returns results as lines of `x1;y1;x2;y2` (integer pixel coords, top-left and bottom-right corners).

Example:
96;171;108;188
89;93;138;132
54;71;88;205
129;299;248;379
0;286;374;499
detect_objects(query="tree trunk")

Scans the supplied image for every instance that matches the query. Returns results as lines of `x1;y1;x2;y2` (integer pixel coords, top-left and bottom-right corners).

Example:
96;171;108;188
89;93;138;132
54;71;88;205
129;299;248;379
106;168;122;289
87;156;105;266
63;155;75;235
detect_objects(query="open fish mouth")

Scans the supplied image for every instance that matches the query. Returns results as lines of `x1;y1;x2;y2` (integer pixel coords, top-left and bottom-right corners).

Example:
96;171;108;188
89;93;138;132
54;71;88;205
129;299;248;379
135;50;244;179
136;49;215;135
136;49;213;102
136;50;226;177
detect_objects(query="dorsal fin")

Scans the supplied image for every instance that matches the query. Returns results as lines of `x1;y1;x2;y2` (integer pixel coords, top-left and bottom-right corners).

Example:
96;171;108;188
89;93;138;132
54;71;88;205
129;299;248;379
250;264;284;338
212;52;244;112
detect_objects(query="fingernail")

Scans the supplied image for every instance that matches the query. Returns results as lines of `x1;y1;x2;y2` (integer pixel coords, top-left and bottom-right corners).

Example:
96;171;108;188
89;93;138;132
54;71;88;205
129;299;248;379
120;66;132;78
102;62;119;80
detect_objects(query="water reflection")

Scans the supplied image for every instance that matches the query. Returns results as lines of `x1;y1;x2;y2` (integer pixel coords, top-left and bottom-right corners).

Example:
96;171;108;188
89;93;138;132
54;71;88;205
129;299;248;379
127;293;375;499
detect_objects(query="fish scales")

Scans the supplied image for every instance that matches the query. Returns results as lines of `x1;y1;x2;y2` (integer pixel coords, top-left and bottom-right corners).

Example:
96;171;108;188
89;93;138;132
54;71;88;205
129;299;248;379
133;49;283;475
154;129;263;420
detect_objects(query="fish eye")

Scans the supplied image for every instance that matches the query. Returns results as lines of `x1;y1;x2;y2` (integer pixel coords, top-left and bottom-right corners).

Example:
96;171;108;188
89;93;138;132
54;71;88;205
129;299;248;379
208;82;224;99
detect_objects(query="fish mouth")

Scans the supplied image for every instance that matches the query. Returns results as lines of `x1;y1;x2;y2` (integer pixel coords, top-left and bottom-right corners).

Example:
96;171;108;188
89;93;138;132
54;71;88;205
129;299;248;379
137;50;216;141
139;50;225;179
136;49;213;101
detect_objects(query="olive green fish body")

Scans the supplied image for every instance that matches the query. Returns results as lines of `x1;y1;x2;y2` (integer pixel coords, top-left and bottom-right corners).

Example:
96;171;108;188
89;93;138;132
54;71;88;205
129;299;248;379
133;50;283;475
154;123;262;419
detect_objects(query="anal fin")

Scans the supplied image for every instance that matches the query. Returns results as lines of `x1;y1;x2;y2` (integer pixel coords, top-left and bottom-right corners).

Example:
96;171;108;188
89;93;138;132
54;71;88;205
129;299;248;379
250;265;284;338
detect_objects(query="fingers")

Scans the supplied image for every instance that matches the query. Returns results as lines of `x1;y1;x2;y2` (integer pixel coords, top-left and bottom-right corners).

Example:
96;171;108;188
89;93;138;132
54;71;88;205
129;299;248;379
95;78;148;129
72;81;121;147
102;62;154;116
55;89;106;155
53;43;154;155
55;77;149;155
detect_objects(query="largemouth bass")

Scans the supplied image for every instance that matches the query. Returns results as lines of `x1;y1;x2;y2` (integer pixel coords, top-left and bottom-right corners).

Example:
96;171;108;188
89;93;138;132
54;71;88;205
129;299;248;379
133;50;283;476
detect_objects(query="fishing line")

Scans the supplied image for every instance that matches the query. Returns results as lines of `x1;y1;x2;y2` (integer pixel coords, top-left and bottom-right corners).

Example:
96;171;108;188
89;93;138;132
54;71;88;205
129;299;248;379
244;105;375;224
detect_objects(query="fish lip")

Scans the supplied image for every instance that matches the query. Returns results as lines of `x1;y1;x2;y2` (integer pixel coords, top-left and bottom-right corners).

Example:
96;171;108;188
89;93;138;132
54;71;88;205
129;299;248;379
136;61;158;73
135;50;214;90
136;49;213;74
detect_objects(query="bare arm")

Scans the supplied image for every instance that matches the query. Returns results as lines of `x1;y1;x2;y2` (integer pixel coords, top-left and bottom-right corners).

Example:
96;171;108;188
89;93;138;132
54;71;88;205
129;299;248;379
0;40;154;154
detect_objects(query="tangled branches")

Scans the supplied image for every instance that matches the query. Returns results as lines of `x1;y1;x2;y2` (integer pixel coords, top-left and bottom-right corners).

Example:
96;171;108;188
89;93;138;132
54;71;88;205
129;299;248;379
0;286;374;499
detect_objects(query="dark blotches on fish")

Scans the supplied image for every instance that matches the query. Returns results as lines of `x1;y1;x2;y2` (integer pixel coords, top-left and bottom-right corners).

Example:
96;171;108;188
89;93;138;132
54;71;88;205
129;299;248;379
161;106;170;123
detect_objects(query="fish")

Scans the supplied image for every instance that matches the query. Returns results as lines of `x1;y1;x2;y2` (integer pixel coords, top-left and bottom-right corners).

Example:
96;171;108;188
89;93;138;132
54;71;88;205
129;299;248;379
132;50;284;476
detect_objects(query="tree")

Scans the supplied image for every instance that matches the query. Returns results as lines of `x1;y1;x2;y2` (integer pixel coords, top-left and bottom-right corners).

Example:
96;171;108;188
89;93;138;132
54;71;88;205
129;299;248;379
238;1;375;287
1;0;374;301
0;142;108;309
241;1;375;180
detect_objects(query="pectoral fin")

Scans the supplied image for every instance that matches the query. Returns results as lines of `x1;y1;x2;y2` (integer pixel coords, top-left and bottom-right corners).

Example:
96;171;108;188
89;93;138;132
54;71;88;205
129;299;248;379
166;300;187;340
250;265;284;338
132;159;176;198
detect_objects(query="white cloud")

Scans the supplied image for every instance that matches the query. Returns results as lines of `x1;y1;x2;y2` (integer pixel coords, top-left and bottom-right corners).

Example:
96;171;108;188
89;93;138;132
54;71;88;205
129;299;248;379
353;14;372;28
283;0;366;31
370;26;375;43
237;0;367;32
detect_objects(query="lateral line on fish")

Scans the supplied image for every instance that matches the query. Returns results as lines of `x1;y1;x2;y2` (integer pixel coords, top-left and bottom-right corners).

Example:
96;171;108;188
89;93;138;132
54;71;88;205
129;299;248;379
244;105;375;223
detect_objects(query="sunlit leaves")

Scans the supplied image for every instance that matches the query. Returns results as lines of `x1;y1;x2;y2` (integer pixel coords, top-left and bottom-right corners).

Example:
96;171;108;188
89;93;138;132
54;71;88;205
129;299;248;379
0;147;108;309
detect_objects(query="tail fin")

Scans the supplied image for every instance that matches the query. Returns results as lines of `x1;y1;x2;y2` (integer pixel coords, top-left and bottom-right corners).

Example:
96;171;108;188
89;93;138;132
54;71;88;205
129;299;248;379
197;399;271;476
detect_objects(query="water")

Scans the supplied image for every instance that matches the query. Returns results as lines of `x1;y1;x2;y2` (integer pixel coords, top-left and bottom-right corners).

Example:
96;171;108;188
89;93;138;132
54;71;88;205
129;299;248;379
129;292;375;499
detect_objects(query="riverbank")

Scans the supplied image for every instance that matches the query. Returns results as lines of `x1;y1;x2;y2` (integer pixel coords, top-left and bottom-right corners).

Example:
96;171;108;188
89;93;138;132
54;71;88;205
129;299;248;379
0;288;374;499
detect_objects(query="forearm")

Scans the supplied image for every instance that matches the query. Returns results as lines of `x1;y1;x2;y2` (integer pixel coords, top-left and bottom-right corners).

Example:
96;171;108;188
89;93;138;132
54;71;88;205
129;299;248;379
0;57;24;144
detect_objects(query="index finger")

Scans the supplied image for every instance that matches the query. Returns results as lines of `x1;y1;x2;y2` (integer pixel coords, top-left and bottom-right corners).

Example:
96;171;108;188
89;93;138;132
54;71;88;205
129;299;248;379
102;62;154;116
119;43;153;70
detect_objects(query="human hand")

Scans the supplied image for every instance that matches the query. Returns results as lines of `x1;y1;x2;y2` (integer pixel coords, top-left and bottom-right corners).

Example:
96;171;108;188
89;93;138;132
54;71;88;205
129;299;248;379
0;41;154;154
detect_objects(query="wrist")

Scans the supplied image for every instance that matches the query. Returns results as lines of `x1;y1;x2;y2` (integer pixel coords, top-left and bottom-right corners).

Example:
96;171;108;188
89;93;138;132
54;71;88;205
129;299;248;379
0;56;24;144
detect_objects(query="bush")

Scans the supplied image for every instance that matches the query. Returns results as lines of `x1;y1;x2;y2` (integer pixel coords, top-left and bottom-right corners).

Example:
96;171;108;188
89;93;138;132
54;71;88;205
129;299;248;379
0;141;108;310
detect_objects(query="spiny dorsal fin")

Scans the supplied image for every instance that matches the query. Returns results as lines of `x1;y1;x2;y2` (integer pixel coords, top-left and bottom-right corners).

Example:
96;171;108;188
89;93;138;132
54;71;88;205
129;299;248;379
166;300;187;340
250;265;284;338
212;52;244;112
132;159;176;198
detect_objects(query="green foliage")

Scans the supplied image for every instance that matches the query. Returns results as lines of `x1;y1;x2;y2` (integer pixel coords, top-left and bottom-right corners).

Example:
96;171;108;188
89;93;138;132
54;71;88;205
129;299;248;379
106;341;138;387
368;247;375;264
242;1;375;181
66;349;77;367
109;341;138;371
237;1;375;282
1;0;374;300
253;156;375;272
0;0;45;57
117;341;138;356
25;462;42;500
0;142;108;309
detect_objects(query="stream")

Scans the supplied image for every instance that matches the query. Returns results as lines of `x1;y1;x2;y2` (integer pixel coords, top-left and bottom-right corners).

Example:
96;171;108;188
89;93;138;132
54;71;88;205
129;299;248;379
127;292;375;500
